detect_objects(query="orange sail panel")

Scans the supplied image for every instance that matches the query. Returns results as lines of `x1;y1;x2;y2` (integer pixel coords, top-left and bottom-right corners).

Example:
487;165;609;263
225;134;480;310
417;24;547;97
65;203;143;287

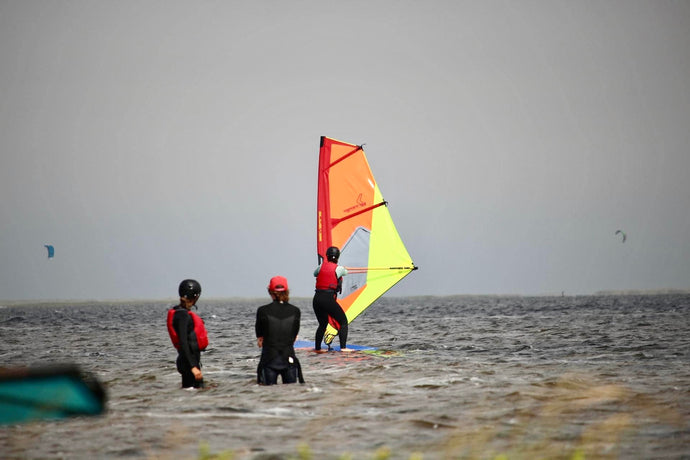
317;136;417;345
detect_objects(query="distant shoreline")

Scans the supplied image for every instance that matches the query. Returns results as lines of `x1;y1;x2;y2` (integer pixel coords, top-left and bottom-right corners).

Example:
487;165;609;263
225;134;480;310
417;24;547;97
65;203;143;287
593;288;690;296
3;290;690;306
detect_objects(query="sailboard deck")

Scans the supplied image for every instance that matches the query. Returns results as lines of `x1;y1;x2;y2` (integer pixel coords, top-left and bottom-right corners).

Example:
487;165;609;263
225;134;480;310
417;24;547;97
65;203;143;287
317;136;417;345
294;339;377;351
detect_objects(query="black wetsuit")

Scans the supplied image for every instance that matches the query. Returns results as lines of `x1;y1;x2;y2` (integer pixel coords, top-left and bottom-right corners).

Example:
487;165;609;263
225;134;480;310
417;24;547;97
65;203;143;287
255;300;303;385
171;306;203;388
312;290;348;350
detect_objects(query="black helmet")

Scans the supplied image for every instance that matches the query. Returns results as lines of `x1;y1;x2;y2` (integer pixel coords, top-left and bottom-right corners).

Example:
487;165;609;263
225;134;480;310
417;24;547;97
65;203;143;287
326;246;340;262
178;279;201;299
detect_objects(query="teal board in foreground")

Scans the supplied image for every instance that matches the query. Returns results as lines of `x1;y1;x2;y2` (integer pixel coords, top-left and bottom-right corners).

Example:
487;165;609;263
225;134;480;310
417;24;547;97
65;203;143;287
0;364;106;425
294;339;377;351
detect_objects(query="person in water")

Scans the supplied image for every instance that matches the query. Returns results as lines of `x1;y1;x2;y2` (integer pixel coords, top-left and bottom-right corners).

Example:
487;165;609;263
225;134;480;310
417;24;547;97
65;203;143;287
255;276;304;385
166;279;207;388
313;246;351;352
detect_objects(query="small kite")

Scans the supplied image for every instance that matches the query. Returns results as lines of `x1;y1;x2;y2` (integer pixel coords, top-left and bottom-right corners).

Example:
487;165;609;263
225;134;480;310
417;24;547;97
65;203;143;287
44;245;55;258
615;230;627;243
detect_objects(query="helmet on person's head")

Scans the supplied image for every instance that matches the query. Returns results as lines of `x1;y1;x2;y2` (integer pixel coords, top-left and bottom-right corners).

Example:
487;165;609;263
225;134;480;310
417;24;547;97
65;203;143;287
178;279;201;299
326;246;340;262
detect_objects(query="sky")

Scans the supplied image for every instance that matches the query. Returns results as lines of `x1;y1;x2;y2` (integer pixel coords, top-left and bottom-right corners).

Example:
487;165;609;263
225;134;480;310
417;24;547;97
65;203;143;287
1;1;689;301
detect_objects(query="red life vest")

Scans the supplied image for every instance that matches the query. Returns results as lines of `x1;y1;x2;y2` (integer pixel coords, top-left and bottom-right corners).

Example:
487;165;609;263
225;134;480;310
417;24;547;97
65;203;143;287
167;308;208;351
315;260;341;291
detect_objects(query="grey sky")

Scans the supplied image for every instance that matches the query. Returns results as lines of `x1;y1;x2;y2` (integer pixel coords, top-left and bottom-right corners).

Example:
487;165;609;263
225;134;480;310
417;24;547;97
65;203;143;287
2;1;689;301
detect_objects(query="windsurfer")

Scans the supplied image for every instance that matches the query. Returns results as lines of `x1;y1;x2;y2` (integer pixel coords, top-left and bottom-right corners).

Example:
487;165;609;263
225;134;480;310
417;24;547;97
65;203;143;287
255;276;304;384
167;279;205;388
313;246;352;352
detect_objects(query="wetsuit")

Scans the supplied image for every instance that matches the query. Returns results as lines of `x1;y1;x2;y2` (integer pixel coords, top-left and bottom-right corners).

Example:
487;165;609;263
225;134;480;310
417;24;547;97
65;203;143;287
255;300;304;385
313;261;348;350
170;306;204;388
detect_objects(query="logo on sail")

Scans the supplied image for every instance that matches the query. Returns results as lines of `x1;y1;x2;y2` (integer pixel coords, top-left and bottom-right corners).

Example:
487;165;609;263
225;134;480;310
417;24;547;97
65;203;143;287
343;193;367;214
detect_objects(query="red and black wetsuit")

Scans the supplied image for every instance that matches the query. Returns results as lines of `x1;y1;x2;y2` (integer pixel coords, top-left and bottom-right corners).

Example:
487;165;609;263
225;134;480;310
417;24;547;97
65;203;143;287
255;300;303;384
169;305;203;388
313;261;348;350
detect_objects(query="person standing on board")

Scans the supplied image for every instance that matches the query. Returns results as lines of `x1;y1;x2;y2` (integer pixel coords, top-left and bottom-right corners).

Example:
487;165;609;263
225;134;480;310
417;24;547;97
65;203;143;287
255;276;304;384
313;246;352;352
166;279;208;389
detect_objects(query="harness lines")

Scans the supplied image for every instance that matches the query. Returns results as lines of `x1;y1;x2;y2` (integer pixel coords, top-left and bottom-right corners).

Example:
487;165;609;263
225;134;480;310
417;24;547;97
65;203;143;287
167;307;208;351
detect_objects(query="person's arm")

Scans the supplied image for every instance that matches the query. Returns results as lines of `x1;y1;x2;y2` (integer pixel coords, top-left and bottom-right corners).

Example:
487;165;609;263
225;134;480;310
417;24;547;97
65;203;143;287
292;306;301;340
336;265;348;277
175;311;202;380
255;308;264;347
313;264;322;277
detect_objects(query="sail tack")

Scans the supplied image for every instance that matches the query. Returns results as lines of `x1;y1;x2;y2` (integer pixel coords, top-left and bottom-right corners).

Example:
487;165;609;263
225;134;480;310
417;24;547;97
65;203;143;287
317;136;417;344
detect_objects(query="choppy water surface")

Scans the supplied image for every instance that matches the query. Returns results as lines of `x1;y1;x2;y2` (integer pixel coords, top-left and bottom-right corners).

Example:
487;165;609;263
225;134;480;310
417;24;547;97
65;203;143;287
1;295;689;459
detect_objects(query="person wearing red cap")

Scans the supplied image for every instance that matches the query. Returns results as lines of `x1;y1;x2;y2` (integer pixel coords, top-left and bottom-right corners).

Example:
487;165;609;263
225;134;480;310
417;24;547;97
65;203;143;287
255;276;304;385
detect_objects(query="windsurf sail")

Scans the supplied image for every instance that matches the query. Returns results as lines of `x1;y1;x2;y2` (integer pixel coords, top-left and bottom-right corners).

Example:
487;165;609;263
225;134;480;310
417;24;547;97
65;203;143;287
317;136;417;345
0;364;106;425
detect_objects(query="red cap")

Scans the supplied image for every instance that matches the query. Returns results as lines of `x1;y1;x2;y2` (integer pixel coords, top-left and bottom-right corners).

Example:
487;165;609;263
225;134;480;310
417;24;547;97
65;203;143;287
268;276;288;292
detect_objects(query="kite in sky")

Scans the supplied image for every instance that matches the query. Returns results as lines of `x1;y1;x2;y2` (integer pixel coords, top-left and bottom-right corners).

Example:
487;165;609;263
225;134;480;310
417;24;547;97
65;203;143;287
615;230;627;243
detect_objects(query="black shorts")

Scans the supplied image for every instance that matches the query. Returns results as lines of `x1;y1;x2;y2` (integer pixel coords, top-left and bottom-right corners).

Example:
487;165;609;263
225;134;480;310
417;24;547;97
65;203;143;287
257;357;303;385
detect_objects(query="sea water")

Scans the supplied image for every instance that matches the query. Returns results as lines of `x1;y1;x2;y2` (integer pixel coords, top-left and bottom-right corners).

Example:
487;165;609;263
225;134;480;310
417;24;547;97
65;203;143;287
1;295;688;459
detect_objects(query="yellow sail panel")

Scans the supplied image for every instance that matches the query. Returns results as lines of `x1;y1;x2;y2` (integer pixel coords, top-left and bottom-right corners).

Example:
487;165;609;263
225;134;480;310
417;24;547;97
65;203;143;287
317;136;417;345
